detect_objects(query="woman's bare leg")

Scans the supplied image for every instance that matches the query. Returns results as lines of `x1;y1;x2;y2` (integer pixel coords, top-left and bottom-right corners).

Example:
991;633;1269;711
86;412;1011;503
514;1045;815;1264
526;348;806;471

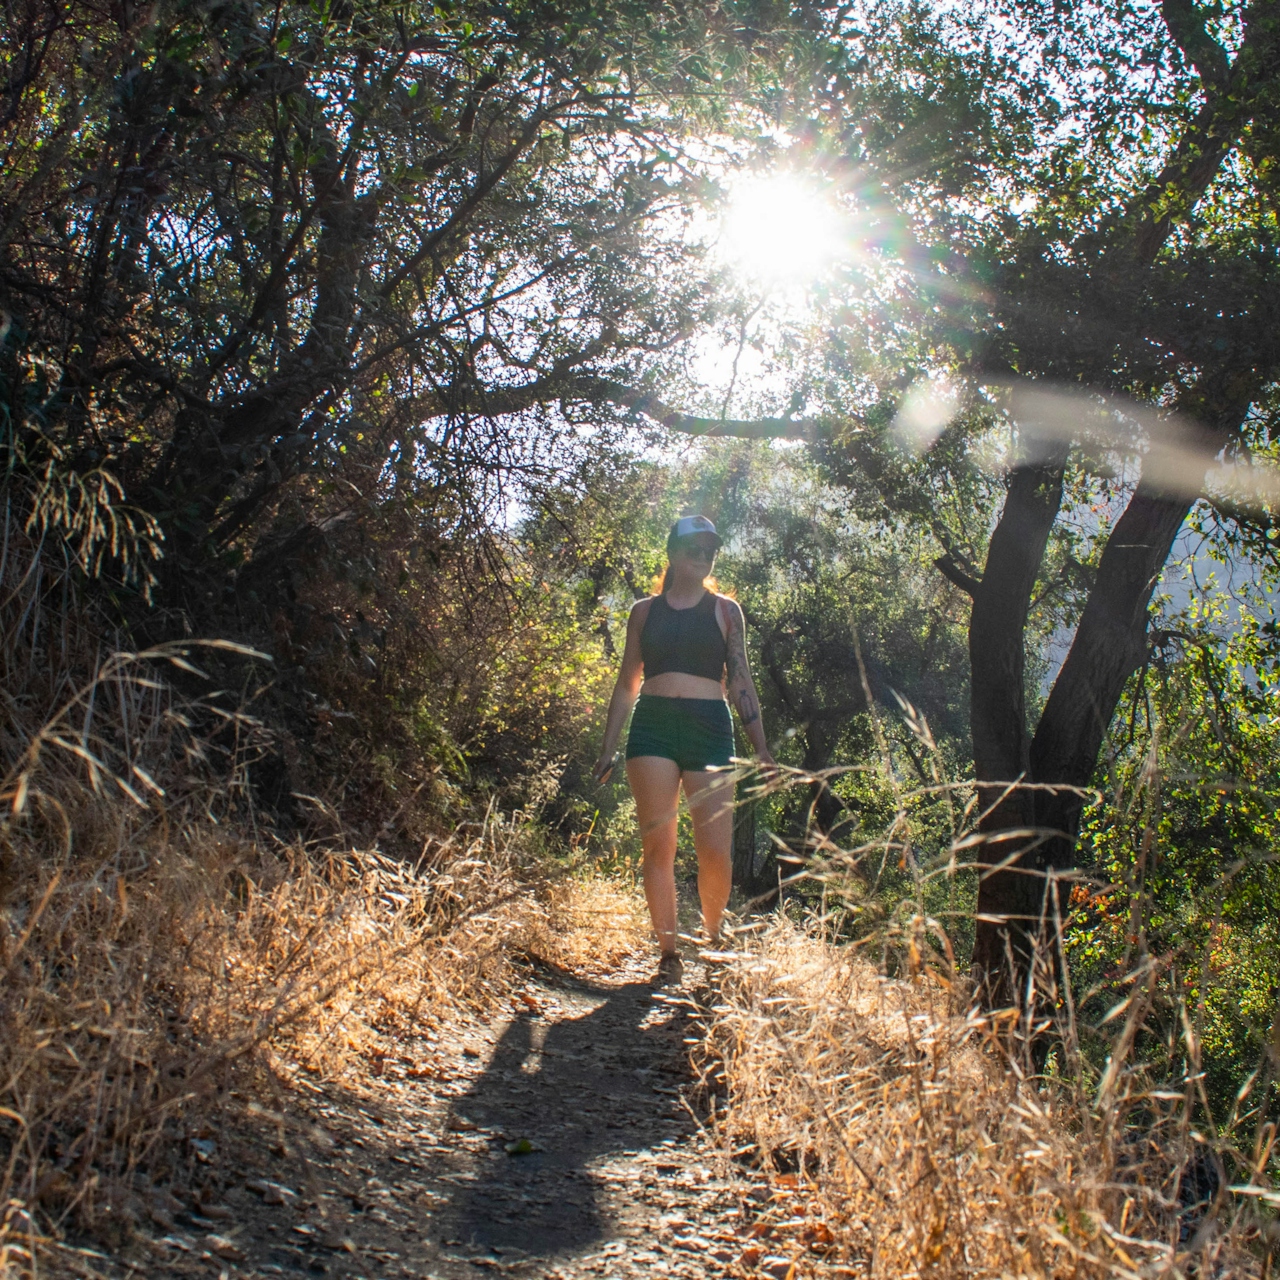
626;755;683;957
682;769;735;944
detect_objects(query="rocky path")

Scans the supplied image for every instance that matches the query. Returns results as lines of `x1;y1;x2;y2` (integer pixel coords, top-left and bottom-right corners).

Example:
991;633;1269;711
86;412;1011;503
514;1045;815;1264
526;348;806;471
102;954;776;1280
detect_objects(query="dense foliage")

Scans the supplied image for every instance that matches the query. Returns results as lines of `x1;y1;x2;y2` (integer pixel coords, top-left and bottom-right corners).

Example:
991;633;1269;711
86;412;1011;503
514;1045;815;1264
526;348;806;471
4;0;1280;1180
0;0;825;599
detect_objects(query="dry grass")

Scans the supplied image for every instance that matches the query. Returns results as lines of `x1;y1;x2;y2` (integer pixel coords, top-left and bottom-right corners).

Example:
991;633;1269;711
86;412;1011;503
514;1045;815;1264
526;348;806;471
0;452;661;1277
526;864;653;976
0;802;551;1264
0;757;644;1277
0;474;579;1273
702;917;1274;1279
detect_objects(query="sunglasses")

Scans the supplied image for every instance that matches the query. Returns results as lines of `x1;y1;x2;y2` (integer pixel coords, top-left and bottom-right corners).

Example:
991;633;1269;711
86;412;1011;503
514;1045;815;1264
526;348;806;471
677;542;718;562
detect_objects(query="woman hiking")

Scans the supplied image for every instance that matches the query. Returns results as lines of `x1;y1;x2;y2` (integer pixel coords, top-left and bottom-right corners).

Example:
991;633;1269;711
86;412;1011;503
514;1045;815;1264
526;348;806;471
592;515;775;974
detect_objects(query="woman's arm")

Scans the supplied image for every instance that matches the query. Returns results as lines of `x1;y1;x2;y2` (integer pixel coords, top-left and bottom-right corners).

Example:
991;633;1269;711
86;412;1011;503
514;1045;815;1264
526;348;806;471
592;599;650;782
723;599;777;769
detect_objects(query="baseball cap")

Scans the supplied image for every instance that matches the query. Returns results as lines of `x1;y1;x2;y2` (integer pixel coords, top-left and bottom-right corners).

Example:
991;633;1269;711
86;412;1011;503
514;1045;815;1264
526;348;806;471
668;515;722;548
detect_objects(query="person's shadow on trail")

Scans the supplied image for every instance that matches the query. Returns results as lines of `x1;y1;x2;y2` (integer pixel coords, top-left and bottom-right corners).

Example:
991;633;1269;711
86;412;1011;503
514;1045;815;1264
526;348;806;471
440;977;693;1258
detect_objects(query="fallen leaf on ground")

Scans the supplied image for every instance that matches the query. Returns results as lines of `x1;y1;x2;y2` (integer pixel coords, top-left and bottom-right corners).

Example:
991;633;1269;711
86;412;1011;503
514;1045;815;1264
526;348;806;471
804;1221;835;1246
205;1234;244;1261
246;1179;297;1205
674;1234;712;1252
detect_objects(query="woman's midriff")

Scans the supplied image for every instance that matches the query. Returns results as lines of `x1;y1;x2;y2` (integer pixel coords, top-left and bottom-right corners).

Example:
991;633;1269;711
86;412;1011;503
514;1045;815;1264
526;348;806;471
641;672;725;700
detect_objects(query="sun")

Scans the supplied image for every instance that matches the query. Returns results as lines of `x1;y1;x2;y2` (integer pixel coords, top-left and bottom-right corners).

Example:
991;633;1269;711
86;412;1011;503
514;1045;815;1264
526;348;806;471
719;174;847;286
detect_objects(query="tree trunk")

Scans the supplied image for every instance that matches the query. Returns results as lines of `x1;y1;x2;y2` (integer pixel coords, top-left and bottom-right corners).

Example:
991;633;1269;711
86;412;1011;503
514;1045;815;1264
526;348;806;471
800;719;851;843
968;443;1070;1001
1028;368;1258;846
1029;486;1195;854
970;368;1258;1006
148;102;377;561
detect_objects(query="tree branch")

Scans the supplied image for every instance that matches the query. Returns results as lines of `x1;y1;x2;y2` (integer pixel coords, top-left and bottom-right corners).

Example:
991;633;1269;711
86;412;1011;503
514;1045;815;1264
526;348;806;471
396;371;838;439
1134;0;1280;260
579;379;831;439
934;553;981;597
1161;0;1231;90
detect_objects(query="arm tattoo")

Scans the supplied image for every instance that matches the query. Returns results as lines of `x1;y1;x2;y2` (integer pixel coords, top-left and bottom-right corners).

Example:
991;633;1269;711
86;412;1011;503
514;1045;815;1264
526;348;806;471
732;604;747;686
726;605;760;724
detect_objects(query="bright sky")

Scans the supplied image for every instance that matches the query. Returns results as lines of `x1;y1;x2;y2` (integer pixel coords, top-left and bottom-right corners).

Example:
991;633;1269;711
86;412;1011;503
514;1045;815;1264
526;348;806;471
718;173;851;287
689;170;863;415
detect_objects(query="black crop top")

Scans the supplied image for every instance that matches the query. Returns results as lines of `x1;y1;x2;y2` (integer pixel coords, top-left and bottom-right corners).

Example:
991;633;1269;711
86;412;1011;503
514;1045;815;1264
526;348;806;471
640;591;728;682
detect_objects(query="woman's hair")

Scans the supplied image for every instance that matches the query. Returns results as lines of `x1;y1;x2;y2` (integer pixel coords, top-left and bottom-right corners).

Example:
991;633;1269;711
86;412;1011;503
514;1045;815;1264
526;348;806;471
655;563;722;594
660;527;681;593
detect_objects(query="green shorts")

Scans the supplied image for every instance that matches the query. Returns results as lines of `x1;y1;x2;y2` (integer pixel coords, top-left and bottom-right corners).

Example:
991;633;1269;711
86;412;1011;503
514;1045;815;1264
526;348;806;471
626;694;733;772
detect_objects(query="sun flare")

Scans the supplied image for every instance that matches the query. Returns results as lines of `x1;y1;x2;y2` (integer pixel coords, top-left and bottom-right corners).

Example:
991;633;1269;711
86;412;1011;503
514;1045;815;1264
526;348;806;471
720;175;846;285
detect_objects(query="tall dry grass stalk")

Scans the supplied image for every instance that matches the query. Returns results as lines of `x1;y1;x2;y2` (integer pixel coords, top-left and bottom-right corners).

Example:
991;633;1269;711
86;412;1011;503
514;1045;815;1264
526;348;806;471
706;670;1278;1279
703;918;1274;1278
528;866;653;976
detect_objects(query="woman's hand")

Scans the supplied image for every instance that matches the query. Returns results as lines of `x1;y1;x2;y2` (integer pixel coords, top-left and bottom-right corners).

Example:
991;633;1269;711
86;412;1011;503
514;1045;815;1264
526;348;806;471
592;753;618;784
755;749;779;782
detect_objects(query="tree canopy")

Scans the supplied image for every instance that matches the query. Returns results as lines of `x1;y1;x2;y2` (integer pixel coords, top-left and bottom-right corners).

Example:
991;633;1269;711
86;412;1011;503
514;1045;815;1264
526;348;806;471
6;0;1280;1010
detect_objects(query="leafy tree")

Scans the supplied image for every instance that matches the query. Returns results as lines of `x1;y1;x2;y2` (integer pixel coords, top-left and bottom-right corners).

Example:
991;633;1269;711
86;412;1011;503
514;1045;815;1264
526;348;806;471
0;0;823;599
255;445;679;838
1068;549;1280;1109
568;0;1280;1002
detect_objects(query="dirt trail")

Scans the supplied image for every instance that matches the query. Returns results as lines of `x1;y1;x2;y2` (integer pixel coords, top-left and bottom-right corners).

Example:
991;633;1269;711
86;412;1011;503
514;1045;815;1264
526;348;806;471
108;953;763;1280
